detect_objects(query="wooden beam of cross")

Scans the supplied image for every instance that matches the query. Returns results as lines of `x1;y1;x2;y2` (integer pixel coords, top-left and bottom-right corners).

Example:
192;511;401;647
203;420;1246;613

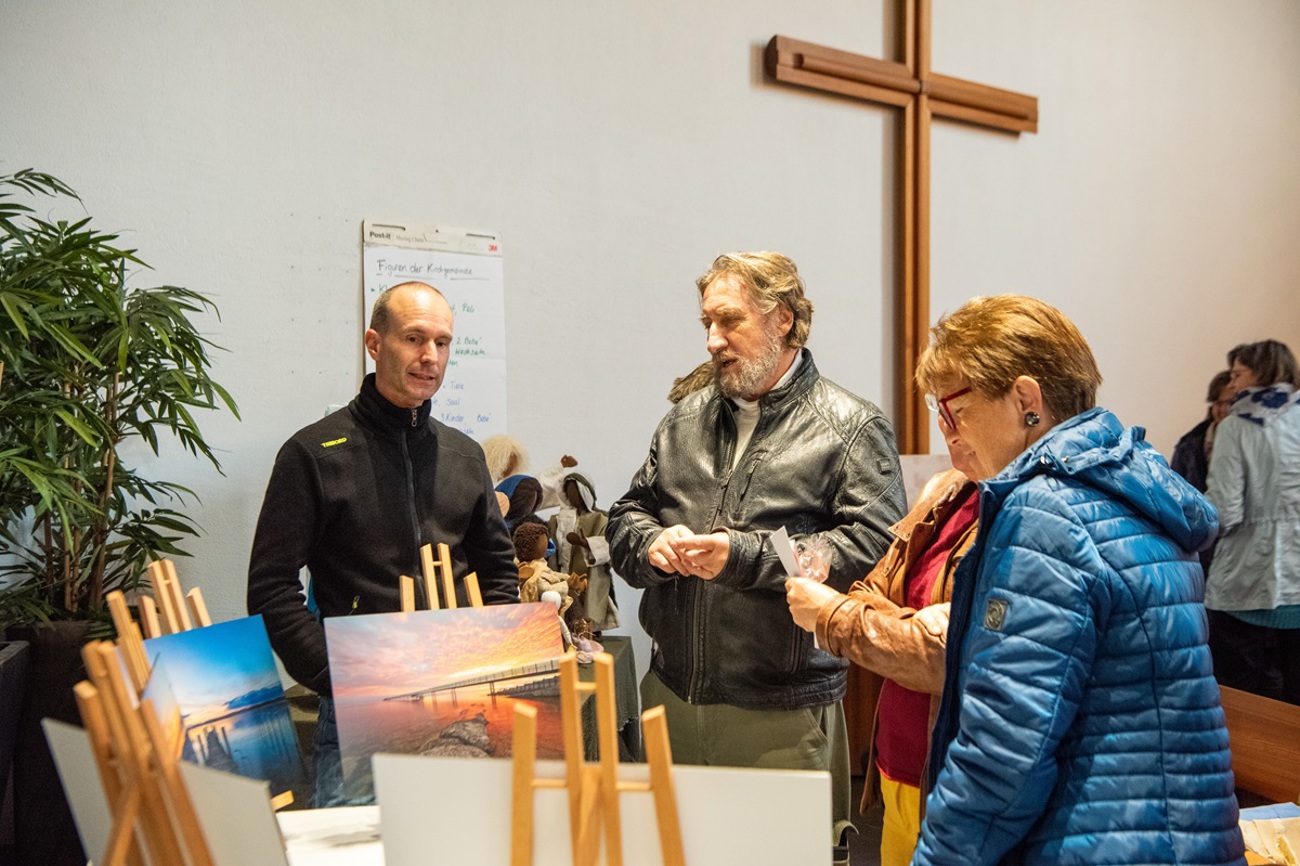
765;0;1037;454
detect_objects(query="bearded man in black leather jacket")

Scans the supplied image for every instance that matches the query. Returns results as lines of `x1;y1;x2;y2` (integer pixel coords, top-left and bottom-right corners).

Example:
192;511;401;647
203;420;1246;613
608;252;905;861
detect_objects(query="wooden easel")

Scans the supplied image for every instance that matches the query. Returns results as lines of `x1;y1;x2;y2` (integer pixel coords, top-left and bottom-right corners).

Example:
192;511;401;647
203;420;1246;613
74;639;216;866
399;542;484;612
106;558;214;702
106;590;151;695
104;586;296;813
142;558;213;637
511;652;685;866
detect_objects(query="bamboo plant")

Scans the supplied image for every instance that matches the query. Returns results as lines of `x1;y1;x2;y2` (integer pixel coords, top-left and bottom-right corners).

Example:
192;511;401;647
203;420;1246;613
0;169;238;627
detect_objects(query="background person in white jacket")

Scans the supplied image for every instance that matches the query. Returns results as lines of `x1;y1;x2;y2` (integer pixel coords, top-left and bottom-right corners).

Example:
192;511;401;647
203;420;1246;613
1205;338;1300;705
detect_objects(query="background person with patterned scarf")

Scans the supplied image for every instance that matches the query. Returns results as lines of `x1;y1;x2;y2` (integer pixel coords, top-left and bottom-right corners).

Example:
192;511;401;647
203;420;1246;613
1205;338;1300;705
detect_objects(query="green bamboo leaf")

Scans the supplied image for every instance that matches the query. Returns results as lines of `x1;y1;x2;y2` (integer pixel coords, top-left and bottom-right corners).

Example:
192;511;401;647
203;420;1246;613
50;409;100;447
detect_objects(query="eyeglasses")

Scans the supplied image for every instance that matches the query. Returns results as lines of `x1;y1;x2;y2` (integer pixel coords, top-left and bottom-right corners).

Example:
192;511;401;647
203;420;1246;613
925;386;972;428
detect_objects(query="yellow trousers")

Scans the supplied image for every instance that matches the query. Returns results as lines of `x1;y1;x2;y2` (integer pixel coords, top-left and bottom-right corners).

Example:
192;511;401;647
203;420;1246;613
879;774;921;866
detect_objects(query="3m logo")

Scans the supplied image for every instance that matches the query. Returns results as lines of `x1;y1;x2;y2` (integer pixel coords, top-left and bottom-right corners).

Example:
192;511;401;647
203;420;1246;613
984;598;1010;631
488;243;499;252
321;437;348;448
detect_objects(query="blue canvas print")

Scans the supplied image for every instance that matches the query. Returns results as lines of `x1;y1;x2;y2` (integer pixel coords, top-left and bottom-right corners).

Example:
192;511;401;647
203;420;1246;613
145;615;307;803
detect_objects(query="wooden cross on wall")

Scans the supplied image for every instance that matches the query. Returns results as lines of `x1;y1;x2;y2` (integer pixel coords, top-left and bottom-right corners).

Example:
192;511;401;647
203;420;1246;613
765;0;1037;454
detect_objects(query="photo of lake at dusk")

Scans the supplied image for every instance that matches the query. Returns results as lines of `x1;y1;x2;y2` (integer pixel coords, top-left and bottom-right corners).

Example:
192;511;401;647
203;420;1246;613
327;603;566;799
144;615;308;802
180;698;308;802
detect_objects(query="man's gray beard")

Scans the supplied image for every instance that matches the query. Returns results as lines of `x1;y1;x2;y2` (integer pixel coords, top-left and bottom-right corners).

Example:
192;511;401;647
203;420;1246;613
714;336;785;400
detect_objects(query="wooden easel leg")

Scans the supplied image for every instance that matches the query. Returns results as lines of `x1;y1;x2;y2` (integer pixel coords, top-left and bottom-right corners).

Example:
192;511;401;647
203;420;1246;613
75;681;146;866
399;575;416;613
140;698;215;866
162;560;194;631
185;587;212;628
438;542;457;609
85;642;187;866
465;571;484;607
106;591;150;694
559;655;586;857
641;706;685;866
510;703;539;866
594;655;623;866
139;595;161;639
575;764;604;866
511;651;685;866
100;784;142;866
148;561;183;634
419;543;441;610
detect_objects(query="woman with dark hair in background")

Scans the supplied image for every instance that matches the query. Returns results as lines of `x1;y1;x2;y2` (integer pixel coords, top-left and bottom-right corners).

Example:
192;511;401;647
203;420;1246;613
1204;339;1300;705
1171;369;1234;493
1172;369;1236;575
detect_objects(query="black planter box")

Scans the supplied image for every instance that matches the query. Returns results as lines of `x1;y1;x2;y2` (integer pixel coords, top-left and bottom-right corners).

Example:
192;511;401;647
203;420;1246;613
7;623;90;866
0;641;31;850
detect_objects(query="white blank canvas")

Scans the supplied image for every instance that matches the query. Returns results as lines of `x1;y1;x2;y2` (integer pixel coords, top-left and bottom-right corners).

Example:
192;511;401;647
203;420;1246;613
374;753;830;865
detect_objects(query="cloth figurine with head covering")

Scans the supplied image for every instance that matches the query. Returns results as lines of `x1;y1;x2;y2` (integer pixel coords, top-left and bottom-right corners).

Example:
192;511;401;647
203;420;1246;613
548;473;619;633
481;434;577;510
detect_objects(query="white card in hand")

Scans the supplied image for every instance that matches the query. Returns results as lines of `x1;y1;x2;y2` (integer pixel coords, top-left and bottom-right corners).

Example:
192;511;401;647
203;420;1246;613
773;526;823;650
771;526;803;577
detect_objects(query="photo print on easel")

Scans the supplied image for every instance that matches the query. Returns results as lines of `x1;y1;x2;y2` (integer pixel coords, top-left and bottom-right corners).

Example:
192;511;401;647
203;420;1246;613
327;602;566;800
144;615;309;804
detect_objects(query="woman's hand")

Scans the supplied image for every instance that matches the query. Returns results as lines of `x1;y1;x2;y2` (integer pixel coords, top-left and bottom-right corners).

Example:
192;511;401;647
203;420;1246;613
912;602;950;637
785;576;843;633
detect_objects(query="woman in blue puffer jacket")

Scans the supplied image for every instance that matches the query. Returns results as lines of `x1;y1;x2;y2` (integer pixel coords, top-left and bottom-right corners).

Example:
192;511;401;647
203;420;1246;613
910;295;1245;866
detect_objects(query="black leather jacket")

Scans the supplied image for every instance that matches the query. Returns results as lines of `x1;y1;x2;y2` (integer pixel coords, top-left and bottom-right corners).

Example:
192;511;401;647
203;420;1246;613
608;351;905;710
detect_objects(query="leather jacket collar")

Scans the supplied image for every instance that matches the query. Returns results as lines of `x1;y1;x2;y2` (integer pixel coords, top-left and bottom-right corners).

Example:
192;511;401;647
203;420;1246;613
752;348;818;409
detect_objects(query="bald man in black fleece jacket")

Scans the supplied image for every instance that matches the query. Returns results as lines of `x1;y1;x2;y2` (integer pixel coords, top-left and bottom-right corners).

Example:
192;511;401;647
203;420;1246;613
247;282;518;805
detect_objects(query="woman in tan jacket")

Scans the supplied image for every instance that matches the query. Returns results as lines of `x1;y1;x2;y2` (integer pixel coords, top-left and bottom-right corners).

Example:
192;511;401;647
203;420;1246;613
786;414;977;866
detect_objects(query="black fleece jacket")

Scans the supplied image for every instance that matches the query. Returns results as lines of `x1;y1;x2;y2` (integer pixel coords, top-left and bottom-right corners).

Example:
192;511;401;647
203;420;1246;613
247;374;518;695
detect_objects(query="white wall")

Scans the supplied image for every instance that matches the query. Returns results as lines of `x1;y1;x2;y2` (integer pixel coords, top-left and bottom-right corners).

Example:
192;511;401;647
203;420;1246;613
3;1;1299;685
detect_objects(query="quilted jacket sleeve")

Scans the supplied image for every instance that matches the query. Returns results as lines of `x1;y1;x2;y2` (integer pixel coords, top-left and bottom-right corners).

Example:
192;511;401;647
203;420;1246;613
913;485;1104;866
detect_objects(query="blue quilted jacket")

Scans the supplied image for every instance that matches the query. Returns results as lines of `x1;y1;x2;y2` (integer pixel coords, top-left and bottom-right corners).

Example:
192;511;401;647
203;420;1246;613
916;408;1246;866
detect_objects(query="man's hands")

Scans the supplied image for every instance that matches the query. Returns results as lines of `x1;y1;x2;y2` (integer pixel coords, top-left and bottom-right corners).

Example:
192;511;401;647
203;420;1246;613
648;526;730;580
784;576;842;633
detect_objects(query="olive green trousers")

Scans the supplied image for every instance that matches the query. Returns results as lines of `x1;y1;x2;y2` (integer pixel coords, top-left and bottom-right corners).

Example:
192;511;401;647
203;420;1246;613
640;669;853;850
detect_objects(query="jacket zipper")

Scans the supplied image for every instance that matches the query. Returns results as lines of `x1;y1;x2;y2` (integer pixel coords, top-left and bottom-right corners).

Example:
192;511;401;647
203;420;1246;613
401;428;422;598
684;412;738;702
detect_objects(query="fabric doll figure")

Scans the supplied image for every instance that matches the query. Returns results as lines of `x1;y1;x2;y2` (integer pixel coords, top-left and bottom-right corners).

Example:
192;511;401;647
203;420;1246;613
547;473;619;633
497;474;555;559
513;523;571;616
